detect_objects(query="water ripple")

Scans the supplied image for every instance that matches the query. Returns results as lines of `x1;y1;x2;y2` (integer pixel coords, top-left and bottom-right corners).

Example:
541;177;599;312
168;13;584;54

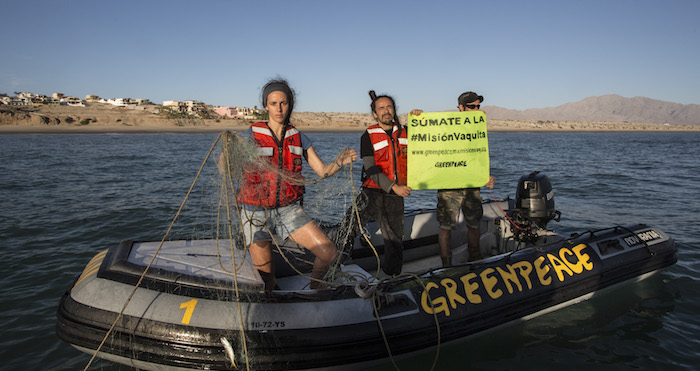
2;132;699;370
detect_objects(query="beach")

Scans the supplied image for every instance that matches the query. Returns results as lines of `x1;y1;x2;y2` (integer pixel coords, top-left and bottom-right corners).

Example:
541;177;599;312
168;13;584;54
2;103;699;134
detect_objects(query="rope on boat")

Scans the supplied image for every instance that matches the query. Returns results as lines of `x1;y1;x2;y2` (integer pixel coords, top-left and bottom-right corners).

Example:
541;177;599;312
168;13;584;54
371;273;442;371
83;130;445;370
220;130;448;370
348;169;384;281
220;128;443;369
330;141;443;370
219;135;251;370
83;132;235;371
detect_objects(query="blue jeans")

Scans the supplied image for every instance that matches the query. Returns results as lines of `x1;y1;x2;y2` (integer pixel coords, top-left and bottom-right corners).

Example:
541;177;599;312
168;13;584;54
239;203;312;246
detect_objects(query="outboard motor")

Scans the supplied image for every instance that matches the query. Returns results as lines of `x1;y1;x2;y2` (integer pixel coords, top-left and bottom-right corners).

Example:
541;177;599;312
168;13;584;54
510;171;561;241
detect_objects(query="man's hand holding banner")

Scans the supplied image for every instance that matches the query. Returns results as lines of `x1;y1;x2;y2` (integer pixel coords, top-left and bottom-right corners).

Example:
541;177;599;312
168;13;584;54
407;111;490;190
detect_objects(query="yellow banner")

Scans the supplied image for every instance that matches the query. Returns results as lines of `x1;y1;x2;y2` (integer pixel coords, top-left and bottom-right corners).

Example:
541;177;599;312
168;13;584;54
407;111;489;190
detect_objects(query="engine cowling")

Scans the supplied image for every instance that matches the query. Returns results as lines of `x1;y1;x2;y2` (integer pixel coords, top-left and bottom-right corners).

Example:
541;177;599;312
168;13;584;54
512;171;560;234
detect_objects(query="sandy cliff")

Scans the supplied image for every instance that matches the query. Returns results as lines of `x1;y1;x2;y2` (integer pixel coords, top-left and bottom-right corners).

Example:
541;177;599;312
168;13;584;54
1;103;699;133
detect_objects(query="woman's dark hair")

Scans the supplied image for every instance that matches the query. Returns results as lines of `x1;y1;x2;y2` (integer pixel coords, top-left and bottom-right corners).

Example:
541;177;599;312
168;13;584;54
262;79;295;121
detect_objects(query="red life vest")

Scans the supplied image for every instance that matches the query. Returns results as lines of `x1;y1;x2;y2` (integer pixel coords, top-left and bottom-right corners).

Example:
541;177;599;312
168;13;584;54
238;122;305;207
362;123;408;190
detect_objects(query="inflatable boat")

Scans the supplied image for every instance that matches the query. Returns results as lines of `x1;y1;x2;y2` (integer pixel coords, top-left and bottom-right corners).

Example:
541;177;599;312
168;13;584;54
56;172;677;370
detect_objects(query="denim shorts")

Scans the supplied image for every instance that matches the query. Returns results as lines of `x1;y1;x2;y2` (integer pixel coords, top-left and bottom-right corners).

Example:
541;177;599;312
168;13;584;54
436;188;483;229
239;203;313;246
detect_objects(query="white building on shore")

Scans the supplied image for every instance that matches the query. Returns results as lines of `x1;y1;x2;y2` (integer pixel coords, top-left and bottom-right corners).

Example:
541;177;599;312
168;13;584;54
163;100;209;116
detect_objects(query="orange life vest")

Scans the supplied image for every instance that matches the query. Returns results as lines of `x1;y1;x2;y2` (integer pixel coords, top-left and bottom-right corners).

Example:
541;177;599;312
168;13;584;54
238;122;305;207
362;123;408;190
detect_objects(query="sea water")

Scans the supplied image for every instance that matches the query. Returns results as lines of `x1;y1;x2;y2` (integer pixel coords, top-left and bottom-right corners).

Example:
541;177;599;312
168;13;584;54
0;131;698;370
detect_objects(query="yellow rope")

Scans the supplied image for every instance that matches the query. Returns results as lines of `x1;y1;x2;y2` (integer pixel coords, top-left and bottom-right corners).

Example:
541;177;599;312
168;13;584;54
83;129;443;371
220;132;251;370
344;155;441;370
83;132;227;371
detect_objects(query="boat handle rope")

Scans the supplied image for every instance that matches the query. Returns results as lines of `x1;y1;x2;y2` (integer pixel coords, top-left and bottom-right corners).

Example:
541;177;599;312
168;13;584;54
618;225;655;256
568;224;657;257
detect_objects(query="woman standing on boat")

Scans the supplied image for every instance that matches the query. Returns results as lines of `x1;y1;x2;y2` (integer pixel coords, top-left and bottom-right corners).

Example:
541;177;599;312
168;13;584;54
230;79;357;291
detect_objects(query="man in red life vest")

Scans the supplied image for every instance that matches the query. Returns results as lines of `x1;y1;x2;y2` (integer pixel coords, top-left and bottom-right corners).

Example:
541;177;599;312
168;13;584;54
358;93;414;276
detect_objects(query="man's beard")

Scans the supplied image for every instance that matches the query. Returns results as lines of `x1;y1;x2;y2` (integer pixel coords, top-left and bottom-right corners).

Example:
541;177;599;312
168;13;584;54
380;113;394;125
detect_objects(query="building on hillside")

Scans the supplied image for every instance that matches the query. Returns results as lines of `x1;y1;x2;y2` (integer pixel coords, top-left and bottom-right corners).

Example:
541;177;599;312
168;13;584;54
18;92;39;99
162;100;214;117
102;98;136;107
1;96;32;106
32;95;49;104
62;96;85;107
52;93;65;100
15;92;46;104
184;100;207;116
85;95;101;102
214;106;237;118
163;100;186;114
44;97;61;105
214;106;259;119
135;99;152;105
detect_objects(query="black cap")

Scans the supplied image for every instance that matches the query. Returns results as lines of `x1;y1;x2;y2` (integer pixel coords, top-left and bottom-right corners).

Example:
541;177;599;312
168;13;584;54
458;91;484;106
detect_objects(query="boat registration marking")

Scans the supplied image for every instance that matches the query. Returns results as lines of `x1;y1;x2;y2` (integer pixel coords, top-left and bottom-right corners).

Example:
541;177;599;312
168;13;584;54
623;229;662;247
250;321;286;329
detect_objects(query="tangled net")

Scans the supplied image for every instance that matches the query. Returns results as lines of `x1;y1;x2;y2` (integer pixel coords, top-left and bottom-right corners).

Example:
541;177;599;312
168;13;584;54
83;130;440;371
212;130;368;284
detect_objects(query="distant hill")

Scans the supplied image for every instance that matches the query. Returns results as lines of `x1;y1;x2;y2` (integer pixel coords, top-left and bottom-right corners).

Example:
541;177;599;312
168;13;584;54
483;95;700;125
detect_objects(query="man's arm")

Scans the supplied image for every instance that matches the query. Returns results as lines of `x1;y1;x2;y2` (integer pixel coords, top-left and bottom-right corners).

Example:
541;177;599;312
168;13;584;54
361;132;396;193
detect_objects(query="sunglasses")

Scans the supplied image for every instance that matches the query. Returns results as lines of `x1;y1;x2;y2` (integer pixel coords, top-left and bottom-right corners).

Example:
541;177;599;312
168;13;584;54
464;104;480;109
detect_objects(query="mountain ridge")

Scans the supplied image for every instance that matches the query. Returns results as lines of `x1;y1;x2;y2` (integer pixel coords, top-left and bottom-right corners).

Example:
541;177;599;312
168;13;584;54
483;94;700;125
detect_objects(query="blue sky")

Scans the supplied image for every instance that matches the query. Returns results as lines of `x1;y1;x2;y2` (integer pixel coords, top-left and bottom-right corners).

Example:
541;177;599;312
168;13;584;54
3;0;699;113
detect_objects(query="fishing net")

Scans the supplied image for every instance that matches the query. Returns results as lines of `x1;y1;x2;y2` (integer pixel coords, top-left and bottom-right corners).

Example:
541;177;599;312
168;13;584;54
163;130;369;286
78;129;443;371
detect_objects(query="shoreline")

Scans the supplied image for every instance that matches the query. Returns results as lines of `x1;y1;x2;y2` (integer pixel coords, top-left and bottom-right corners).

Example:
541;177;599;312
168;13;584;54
2;104;699;134
2;122;699;134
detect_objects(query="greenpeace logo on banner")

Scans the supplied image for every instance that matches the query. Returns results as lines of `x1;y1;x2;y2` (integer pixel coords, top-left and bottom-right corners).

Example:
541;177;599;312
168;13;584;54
435;161;468;168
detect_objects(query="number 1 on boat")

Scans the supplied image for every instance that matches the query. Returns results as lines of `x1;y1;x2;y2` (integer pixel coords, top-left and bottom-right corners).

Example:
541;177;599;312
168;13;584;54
179;299;198;324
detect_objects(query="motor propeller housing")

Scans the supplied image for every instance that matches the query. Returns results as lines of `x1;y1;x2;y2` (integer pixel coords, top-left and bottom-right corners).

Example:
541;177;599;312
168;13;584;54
510;171;561;240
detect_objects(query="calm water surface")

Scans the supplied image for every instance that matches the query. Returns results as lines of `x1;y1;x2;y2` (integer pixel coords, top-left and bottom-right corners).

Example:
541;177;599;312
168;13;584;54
0;131;698;370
